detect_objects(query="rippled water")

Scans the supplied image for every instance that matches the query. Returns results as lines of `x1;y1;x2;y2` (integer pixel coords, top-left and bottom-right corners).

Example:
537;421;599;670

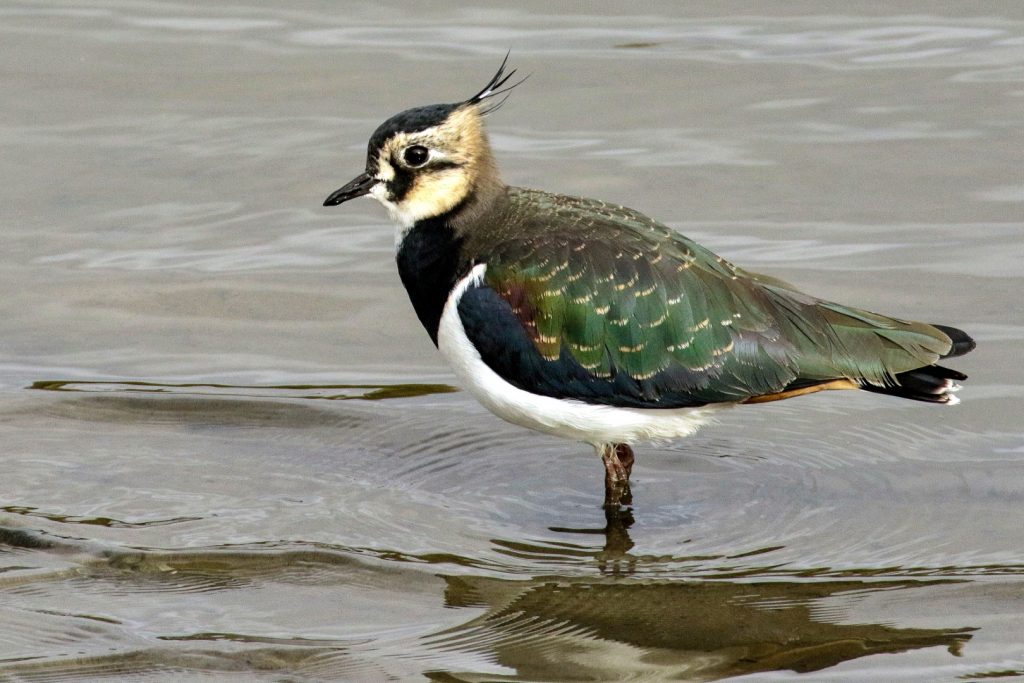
2;2;1023;681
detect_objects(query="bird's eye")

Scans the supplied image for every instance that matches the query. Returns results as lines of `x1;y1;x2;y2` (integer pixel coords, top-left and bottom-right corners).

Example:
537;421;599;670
402;145;430;167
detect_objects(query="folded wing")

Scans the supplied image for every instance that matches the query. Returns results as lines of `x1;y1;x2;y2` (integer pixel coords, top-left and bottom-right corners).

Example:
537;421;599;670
457;197;956;408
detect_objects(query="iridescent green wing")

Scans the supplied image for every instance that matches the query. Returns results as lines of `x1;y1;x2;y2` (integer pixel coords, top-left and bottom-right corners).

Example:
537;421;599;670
461;190;952;407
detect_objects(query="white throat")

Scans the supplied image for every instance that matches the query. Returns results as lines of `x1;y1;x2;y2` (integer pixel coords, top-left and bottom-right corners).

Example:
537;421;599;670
367;184;417;247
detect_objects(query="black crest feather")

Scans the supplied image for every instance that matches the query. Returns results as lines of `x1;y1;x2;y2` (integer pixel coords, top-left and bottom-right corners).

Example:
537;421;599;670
465;51;528;114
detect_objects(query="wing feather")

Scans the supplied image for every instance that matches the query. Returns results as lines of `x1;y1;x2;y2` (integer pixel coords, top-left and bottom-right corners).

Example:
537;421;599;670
456;189;954;408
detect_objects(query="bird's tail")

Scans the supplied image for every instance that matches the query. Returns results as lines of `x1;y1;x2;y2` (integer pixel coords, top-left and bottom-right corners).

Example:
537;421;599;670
859;323;975;405
932;323;977;359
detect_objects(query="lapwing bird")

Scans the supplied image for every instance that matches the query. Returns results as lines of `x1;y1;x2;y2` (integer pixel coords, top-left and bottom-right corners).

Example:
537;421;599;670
324;58;975;508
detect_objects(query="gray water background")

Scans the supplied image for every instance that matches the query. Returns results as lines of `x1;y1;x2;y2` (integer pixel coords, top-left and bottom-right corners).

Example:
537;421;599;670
2;2;1023;680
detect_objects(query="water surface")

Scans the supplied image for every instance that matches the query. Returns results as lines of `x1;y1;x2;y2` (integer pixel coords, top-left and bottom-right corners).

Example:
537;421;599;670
2;1;1023;680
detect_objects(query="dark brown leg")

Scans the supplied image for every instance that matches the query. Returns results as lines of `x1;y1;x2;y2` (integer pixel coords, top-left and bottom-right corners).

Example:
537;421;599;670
614;443;634;479
601;443;634;508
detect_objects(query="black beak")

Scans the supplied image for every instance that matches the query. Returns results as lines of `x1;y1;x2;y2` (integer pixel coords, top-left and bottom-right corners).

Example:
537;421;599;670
323;172;376;206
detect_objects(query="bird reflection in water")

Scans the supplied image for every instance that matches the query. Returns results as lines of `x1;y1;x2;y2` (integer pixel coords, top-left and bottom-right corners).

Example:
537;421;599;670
440;507;974;682
428;571;973;682
549;504;638;576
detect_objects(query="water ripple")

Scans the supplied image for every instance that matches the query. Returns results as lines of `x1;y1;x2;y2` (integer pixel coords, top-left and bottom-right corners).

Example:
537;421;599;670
3;3;1022;78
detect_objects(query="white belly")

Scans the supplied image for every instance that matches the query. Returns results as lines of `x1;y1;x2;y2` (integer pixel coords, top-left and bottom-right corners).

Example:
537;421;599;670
436;265;723;447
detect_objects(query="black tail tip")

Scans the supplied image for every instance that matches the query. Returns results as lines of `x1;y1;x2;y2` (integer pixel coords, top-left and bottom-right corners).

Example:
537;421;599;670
862;364;966;405
932;323;976;359
859;323;972;405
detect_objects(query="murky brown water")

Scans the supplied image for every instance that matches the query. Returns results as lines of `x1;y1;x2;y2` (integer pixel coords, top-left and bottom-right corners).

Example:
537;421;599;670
2;2;1023;680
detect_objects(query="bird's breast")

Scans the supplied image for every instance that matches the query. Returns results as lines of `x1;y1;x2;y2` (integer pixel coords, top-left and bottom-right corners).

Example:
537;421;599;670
395;218;467;346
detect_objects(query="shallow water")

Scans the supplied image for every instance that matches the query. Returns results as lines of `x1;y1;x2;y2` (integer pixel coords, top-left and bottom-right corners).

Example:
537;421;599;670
2;2;1023;681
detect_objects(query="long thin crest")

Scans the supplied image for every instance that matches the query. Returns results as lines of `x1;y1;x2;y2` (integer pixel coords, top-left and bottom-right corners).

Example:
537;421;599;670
464;51;528;113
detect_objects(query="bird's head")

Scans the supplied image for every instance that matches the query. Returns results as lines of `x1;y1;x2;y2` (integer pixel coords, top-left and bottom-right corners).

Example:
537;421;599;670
324;56;524;229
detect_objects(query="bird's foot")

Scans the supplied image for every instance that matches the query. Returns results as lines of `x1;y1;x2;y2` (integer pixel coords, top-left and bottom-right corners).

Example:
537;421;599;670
602;443;634;509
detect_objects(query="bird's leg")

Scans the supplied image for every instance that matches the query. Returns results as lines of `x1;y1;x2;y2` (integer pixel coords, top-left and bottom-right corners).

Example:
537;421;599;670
614;443;634;479
599;506;637;575
601;443;634;509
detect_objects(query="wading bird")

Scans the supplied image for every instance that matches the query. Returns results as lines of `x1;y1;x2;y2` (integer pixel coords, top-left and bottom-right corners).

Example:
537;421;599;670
323;57;975;508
